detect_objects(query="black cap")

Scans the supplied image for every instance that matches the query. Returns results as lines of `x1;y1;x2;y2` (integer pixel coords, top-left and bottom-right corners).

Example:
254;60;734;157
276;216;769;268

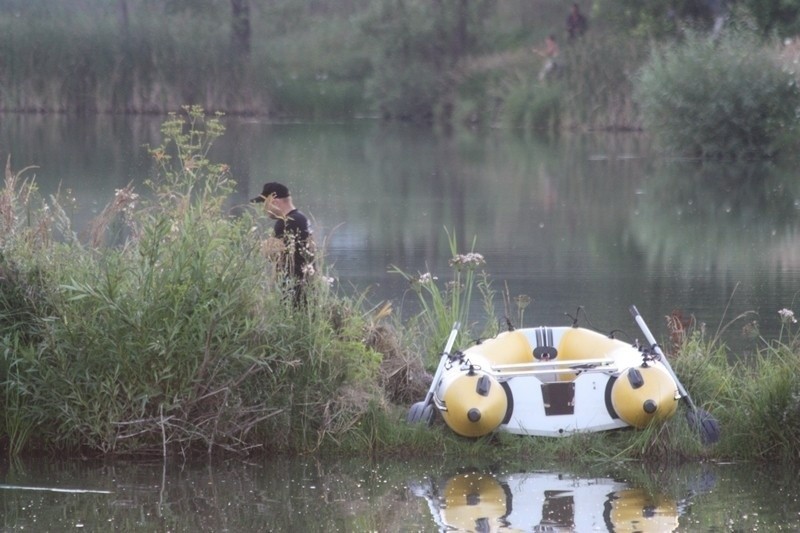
251;182;290;203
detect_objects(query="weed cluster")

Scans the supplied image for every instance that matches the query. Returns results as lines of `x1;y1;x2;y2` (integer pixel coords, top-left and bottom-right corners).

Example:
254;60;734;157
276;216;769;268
389;229;497;366
0;107;399;457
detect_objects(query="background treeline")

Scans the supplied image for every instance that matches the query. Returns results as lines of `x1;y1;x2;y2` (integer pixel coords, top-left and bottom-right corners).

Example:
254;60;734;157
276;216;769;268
1;0;798;131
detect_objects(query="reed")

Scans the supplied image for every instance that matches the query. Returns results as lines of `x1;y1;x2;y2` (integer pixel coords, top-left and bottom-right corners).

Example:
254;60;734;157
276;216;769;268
500;72;563;132
559;33;649;130
0;1;367;116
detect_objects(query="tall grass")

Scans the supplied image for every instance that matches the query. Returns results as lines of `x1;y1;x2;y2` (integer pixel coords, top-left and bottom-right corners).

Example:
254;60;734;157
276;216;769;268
714;309;800;462
3;107;800;463
0;106;396;456
389;229;496;365
559;33;650;129
500;73;563;133
663;309;800;463
0;0;646;125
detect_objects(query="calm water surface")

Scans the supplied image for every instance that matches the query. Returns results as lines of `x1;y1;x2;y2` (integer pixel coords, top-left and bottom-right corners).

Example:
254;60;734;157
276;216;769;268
5;115;799;349
1;456;798;531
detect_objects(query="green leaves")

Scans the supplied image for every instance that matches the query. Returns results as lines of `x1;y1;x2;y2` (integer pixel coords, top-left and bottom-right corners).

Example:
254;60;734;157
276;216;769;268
635;29;800;159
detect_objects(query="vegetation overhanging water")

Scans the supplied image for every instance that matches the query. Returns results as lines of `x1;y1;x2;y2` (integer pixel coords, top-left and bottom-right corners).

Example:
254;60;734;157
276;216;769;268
0;108;798;465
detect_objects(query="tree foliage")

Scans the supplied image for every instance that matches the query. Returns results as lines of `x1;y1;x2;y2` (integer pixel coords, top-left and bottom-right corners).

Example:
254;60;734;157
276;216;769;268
739;0;800;37
362;0;496;121
593;0;719;38
595;0;800;39
635;28;800;159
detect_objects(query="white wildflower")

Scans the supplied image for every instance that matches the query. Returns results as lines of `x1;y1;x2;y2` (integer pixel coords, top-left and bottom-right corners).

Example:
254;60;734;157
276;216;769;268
449;252;486;268
778;308;797;324
418;272;438;284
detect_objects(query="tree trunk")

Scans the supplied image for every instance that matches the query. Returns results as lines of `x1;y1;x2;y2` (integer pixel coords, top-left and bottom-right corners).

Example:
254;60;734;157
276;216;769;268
118;0;129;36
231;0;251;58
454;0;468;63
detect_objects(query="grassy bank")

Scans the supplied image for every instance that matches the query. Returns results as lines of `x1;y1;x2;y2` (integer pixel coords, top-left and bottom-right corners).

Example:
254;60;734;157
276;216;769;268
1;108;799;463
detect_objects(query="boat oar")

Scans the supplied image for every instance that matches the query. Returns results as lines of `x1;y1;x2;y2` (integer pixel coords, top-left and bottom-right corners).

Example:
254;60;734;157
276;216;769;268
629;305;721;445
406;322;460;425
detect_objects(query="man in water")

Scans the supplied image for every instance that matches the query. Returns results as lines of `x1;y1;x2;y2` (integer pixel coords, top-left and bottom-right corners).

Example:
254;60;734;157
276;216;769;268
251;181;314;305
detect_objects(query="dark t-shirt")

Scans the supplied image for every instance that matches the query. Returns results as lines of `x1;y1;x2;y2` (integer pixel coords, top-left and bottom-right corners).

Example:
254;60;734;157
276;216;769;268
273;209;313;280
567;12;587;39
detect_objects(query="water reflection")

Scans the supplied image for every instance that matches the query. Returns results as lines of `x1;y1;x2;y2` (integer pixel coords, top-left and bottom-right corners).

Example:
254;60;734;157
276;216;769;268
633;160;800;274
2;456;799;531
630;160;800;348
412;470;683;532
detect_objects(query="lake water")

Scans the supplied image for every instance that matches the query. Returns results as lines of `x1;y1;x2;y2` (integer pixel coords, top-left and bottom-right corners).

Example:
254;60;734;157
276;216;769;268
5;114;800;350
1;455;798;531
2;114;800;530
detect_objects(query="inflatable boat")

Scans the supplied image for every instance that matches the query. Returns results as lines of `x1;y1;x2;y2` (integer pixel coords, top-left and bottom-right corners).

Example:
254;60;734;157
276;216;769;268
407;306;689;438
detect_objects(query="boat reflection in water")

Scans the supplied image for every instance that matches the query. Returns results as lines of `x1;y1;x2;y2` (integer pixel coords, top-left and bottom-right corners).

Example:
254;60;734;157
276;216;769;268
412;470;684;532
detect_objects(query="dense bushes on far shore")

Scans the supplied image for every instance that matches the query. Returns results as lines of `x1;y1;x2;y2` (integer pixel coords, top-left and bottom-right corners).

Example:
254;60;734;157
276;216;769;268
1;1;799;158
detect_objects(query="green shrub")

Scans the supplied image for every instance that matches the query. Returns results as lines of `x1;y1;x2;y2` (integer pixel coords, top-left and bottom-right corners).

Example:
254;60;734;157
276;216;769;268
498;32;647;132
635;28;800;159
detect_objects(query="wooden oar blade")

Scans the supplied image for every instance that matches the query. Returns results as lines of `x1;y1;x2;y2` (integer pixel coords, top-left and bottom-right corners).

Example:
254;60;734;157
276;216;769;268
686;408;721;445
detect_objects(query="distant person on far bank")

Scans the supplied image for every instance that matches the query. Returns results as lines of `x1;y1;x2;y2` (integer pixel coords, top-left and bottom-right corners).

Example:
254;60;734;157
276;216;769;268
251;181;315;305
566;3;588;40
534;34;560;81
